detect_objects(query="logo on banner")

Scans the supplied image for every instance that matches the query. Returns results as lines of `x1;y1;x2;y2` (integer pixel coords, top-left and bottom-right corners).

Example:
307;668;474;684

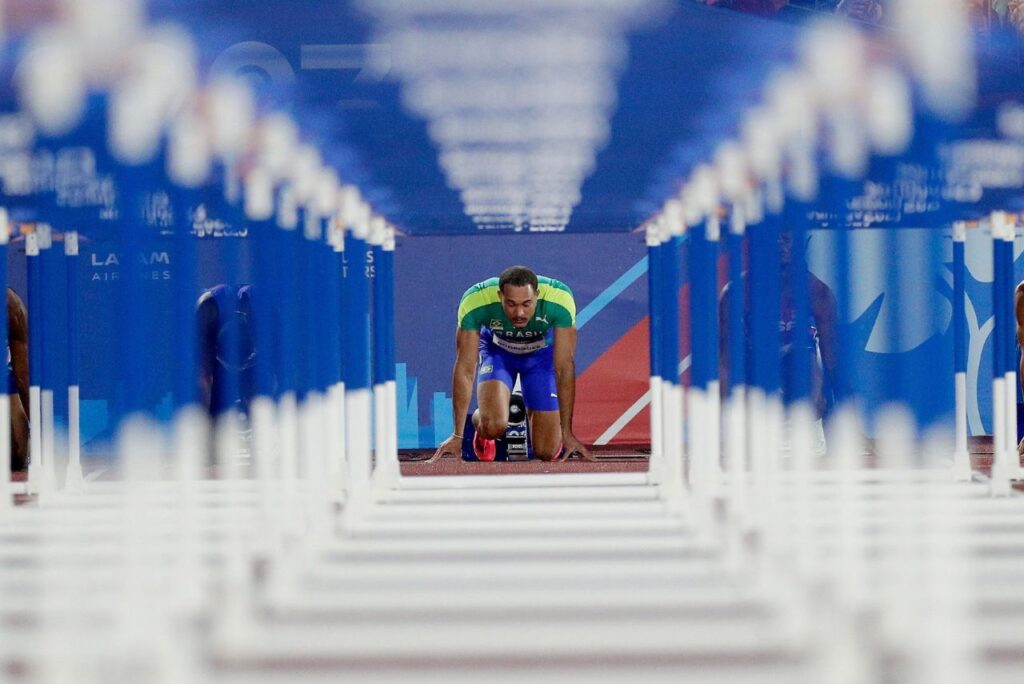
191;204;248;239
90;251;172;282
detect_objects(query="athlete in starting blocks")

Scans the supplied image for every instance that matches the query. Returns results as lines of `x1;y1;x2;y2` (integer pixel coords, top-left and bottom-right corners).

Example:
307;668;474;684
432;266;592;462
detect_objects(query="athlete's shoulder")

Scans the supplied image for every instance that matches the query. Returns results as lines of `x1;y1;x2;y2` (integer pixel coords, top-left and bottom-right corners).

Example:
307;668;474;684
536;276;576;325
460;277;500;301
537;276;575;303
537;275;573;296
809;273;836;304
457;278;501;329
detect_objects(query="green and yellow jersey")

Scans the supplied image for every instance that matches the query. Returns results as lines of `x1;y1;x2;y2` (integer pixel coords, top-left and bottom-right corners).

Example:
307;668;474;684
457;276;576;354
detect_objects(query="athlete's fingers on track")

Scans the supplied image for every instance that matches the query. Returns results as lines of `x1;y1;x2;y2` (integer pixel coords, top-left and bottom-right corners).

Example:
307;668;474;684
563;436;594;461
429;435;461;463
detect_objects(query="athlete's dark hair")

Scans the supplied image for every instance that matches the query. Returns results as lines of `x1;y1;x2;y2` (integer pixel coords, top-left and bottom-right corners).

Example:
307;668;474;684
499;266;538;293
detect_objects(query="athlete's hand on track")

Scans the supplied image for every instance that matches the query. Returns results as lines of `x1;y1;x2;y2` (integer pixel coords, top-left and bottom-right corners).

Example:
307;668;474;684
562;434;594;461
430;433;463;463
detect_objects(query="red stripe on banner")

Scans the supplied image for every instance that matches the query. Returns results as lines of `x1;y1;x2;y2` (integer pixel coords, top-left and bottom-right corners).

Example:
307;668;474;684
575;317;650;443
576;284;693;445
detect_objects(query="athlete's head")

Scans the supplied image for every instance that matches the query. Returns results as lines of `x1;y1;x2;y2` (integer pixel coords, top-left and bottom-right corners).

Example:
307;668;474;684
779;230;812;267
779;231;794;265
498;266;538;328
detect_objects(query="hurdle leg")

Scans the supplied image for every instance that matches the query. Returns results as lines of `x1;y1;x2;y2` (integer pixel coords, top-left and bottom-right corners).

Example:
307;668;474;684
661;380;685;511
0;395;9;513
25;232;41;494
660;230;685;510
342;208;374;513
644;225;665;486
703;213;723;498
215;408;244;481
685;216;708;493
990;213;1013;495
648;375;665;484
951;222;971;480
36;225;56;497
64;232;83;492
344;388;372;514
372;380;401;496
372;383;388;485
375;229;402;492
40;388;56;494
278;391;300;518
724;198;749;526
27;394;42;494
327;381;347;499
384;379;399;476
1005;368;1019;478
327;223;348;498
369;224;395;496
1002;219;1020;480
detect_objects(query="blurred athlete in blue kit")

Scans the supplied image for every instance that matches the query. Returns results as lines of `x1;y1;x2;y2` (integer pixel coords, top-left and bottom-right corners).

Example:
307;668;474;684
720;232;839;449
197;284;257;420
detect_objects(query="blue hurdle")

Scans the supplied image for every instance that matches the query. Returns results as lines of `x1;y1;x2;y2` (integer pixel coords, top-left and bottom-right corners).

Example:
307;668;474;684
342;187;374;507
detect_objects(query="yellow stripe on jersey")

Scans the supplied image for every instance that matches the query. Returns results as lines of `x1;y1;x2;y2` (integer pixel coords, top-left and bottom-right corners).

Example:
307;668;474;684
538;283;576;325
457;285;500;328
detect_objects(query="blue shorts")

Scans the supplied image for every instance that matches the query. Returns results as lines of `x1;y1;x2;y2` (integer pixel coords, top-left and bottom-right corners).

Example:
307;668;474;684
477;335;559;412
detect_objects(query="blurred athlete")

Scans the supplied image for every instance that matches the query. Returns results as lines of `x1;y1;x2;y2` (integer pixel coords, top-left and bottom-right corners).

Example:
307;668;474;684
8;288;28;471
432;266;592;462
197;284;257;419
720;231;840;419
1014;281;1024;455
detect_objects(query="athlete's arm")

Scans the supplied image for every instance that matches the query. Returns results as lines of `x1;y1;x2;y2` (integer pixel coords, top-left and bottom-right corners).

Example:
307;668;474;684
553;326;593;461
7;289;29;469
431;327;479;461
7;289;29;412
811;276;839;373
811;275;840;412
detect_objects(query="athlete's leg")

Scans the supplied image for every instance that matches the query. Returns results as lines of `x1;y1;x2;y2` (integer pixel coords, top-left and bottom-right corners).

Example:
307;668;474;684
474;380;511;439
518;346;562;461
528;411;562;461
474;338;515;440
10;393;28;471
810;345;826;418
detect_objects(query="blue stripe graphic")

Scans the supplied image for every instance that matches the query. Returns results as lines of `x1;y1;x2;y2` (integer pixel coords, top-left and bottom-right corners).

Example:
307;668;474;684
576;257;648;329
576;234;690;330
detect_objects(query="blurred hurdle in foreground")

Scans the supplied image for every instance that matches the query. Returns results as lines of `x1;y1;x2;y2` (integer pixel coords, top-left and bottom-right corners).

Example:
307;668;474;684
2;1;1024;683
0;4;403;506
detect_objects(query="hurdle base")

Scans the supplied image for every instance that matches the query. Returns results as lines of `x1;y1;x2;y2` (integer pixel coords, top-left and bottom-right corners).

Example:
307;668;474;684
63;461;85;494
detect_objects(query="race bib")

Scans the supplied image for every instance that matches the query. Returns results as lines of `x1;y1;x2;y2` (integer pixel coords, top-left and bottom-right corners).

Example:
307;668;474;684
492;336;547;354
